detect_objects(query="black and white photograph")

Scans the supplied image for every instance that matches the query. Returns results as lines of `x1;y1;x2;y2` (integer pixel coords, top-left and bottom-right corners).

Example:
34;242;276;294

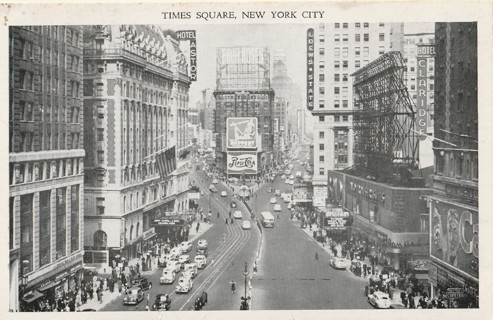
3;1;491;318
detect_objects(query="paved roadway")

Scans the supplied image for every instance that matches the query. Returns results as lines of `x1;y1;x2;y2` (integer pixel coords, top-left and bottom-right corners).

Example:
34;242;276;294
250;161;373;310
102;165;259;311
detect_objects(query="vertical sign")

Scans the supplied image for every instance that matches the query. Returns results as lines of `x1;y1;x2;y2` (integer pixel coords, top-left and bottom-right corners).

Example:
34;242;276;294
416;44;435;140
307;28;315;111
176;30;197;81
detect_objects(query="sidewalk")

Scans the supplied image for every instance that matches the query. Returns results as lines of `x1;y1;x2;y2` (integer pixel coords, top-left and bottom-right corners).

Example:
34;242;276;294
292;219;422;307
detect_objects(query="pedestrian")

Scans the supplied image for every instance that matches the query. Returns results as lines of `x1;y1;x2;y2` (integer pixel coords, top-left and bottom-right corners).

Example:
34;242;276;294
217;211;220;218
231;281;236;293
315;252;319;261
225;217;229;225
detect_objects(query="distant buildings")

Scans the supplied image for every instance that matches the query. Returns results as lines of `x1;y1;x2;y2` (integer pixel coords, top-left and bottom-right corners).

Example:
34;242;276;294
428;22;478;307
9;26;85;312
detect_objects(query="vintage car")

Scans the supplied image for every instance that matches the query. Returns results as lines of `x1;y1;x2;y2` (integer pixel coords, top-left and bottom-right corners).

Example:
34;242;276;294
195;255;207;269
221;191;227;197
178;254;191;268
234;210;243;219
209;185;217;193
270;197;277;204
131;277;152;290
196;247;208;257
368;291;391;309
160;268;176;284
152;294;171;311
212;178;219;184
330;257;350;270
170;246;183;257
166;260;181;273
274;204;282;212
197;239;208;249
180;241;193;253
183;263;198;278
123;287;144;305
242;220;252;230
275;189;281;196
175;276;193;294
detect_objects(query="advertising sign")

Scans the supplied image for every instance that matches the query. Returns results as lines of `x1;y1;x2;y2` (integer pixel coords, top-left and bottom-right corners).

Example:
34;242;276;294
306;28;315;111
417;44;436;57
176;30;197;81
416;57;428;140
227;152;257;174
431;200;478;280
323;210;351;230
227;117;258;149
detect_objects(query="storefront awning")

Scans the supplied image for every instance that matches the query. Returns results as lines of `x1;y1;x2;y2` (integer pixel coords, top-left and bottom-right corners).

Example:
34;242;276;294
22;290;44;303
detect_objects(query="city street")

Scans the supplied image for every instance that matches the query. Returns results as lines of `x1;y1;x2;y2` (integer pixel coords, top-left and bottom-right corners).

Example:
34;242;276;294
249;162;372;310
101;167;260;311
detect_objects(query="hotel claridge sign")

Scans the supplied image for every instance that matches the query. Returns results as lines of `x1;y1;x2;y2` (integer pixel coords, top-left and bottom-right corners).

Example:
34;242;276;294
7;14;479;313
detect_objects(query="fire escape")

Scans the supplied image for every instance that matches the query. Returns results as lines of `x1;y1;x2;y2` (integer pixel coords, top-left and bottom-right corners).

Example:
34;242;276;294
351;51;418;184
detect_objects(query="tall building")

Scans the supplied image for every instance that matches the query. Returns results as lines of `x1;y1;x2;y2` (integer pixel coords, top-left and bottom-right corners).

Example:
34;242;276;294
214;47;275;177
273;96;287;162
9;26;85;311
309;22;404;207
82;25;191;267
428;22;478;307
403;29;435;168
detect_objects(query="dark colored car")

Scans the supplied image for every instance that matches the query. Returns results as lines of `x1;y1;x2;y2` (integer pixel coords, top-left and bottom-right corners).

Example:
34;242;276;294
197;247;208;257
132;277;152;290
152;294;171;311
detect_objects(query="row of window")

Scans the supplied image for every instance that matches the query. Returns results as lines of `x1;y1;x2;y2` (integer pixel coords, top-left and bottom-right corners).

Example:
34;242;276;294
318;114;351;122
317;99;349;109
17;69;82;99
333;33;382;42
10;158;83;185
12;129;81;153
435;150;478;181
16;101;80;125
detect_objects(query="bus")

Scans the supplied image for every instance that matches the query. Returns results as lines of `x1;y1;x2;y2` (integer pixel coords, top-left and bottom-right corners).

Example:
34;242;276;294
260;211;275;228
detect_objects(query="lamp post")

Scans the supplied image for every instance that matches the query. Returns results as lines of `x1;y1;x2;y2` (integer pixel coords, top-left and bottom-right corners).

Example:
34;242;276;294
243;262;249;298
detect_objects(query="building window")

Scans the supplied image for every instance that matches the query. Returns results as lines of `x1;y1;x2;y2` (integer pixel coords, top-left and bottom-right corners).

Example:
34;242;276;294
319;100;325;108
379;46;385;54
342;115;349;122
96;197;105;215
334;61;340;69
355;23;361;28
364;33;369;41
20;101;34;122
97;128;104;141
319;61;325;72
97;150;104;164
319;143;325;151
364;22;369;28
319;47;325;56
319;87;325;95
379;33;385;41
333;100;340;108
39;190;51;267
343;61;349;69
334;115;340;122
334;47;340;57
319;168;325;176
342;34;348;42
334;87;340;94
355;47;361;56
342;87;348;97
379;22;385;27
342;47;348;57
343;74;348;82
22;39;33;59
334;34;340;42
319;131;325;139
355;34;361;42
335;23;340;28
319;116;325;122
343;100;349;108
71;185;79;252
319;34;325;43
21;71;34;91
94;230;108;248
56;187;66;259
319;74;325;82
319;156;325;163
363;47;369;57
334;74;340;82
364;60;369;66
343;23;348;28
355;60;361;68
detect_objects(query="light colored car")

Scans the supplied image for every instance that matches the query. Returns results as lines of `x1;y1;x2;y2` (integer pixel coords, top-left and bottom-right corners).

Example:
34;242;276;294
170;246;183;257
289;179;294;185
183;263;198;278
285;179;290;184
330;257;349;270
160;268;176;284
289;174;295;180
123;287;144;305
221;191;227;197
270;197;277;204
242;220;251;230
234;210;243;219
274;204;282;212
287;203;292;210
281;174;286;180
212;178;219;184
166;260;181;273
175;276;193;293
178;254;190;267
284;195;291;203
180;241;192;253
209;185;217;193
368;291;391;309
195;255;207;269
275;189;281;196
197;239;208;249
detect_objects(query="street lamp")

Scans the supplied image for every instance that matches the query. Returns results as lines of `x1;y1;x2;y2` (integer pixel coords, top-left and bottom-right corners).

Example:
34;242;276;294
242;262;250;310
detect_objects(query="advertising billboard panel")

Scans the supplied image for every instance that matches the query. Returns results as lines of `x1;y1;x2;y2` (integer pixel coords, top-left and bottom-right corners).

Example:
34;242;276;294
430;200;478;280
227;117;258;149
323;210;352;230
306;28;315;111
176;30;197;81
227;152;257;174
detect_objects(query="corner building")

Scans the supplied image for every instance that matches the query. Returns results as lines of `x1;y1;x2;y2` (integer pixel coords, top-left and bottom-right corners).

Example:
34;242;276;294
309;22;404;207
82;25;191;266
428;22;478;307
9;26;85;311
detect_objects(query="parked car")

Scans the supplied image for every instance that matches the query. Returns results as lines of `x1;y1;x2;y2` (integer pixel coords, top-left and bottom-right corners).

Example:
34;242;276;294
242;220;251;230
197;239;208;249
274;204;282;212
195;255;207;269
178;254;191;268
270;197;277;204
330;257;350;270
131;277;152;290
221;191;227;197
160;269;176;284
183;263;198;278
234;210;243;219
180;241;193;253
368;291;391;309
123;287;144;305
175;276;193;294
152;294;171;311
